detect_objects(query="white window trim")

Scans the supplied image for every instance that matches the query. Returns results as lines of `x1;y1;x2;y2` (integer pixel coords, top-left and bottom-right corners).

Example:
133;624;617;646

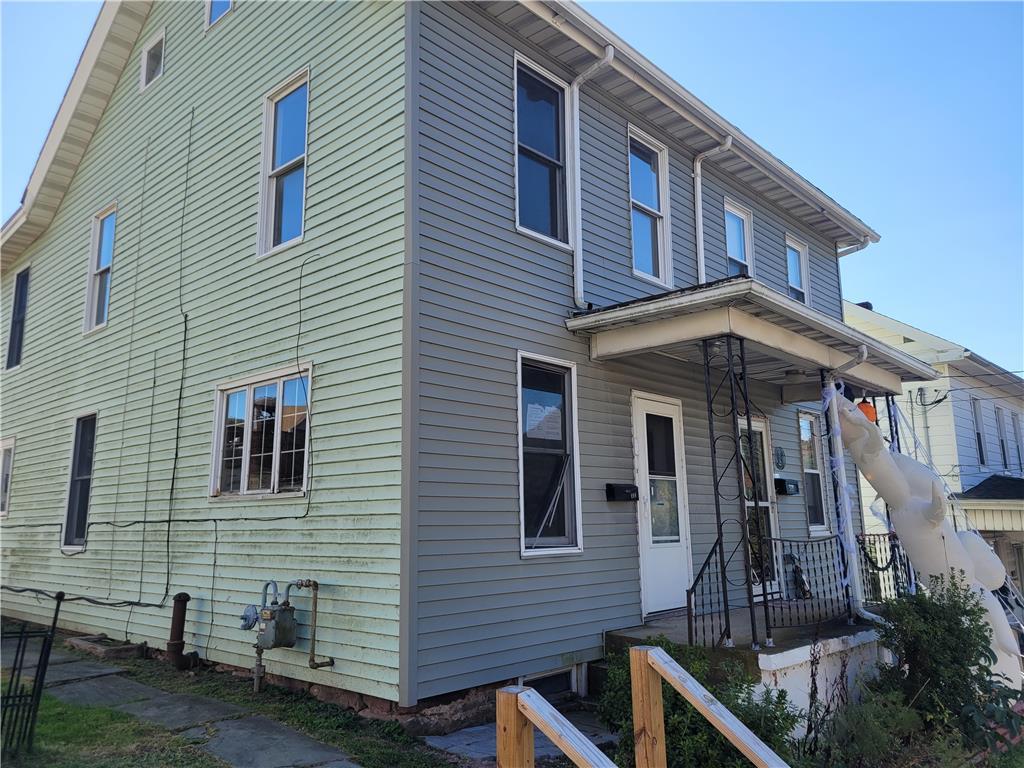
627;124;673;288
204;0;233;29
798;410;830;535
723;197;755;277
785;234;811;305
208;363;313;499
257;68;311;258
60;410;97;553
0;436;15;518
83;202;117;335
512;52;574;252
516;351;583;558
971;396;987;467
138;28;166;92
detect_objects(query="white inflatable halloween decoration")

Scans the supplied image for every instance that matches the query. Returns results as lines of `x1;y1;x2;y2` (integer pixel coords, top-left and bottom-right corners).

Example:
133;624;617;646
836;394;1021;688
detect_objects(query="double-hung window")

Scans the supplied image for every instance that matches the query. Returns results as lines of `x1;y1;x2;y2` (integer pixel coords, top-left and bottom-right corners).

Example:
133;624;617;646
996;406;1010;468
786;235;809;303
6;268;29;369
1012;413;1023;470
206;0;231;26
85;206;116;331
628;128;670;283
213;369;310;496
1;437;14;517
260;72;309;254
971;396;987;466
518;354;581;554
64;415;97;548
724;199;753;277
515;58;568;244
799;412;828;531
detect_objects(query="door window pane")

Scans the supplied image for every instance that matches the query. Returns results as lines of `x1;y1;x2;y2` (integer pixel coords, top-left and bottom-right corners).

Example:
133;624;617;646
740;428;768;501
646;414;675;476
650;478;680;542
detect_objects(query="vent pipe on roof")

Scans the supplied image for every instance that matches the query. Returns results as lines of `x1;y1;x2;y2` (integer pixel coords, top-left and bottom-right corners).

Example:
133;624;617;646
693;136;733;284
571;45;615;309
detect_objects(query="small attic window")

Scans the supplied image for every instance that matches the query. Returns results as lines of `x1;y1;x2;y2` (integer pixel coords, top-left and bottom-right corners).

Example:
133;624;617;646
140;30;165;90
902;336;914;344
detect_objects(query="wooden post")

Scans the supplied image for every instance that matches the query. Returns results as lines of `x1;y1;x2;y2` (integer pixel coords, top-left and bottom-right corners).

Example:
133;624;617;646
496;686;534;768
630;647;667;768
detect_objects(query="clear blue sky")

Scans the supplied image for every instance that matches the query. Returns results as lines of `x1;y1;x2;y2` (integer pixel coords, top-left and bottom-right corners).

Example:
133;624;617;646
3;1;1022;370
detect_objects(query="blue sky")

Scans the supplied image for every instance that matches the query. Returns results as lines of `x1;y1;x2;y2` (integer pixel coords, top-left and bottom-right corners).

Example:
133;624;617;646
3;1;1022;370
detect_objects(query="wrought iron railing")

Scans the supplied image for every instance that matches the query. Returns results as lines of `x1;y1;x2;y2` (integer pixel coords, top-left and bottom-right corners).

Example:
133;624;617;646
2;592;64;757
762;534;853;629
857;532;912;605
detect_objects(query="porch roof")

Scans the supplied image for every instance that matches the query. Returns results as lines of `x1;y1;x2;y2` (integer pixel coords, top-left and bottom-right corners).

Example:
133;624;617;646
565;278;938;398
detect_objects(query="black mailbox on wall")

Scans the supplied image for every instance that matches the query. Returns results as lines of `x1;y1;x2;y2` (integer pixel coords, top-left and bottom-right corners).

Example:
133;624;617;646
606;483;639;502
774;478;799;496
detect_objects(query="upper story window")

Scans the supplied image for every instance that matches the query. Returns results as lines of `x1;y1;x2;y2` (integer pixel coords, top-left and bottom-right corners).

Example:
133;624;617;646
1012;412;1023;470
85;206;116;332
6;268;29;369
64;414;97;548
140;30;165;91
260;71;309;255
1;437;14;517
724;199;753;277
207;0;231;26
971;396;987;466
785;235;809;303
995;406;1010;468
515;58;568;245
212;369;310;496
518;354;581;555
628;128;670;284
799;412;828;532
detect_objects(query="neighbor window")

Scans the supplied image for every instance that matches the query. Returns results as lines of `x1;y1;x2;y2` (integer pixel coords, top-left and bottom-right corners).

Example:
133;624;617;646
6;268;29;369
207;0;231;26
996;406;1009;468
64;415;97;547
260;72;309;254
519;355;580;553
515;59;568;244
1;437;14;517
85;206;116;331
971;396;987;466
140;30;165;90
213;370;310;496
799;413;827;530
786;235;808;303
724;199;753;277
1012;413;1023;470
629;129;670;282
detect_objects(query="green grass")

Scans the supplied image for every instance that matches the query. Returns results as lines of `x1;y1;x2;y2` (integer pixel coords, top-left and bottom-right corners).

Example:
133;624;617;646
6;693;227;768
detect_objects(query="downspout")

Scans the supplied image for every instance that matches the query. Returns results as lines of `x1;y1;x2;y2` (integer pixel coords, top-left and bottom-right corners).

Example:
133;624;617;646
571;45;615;309
693;136;733;284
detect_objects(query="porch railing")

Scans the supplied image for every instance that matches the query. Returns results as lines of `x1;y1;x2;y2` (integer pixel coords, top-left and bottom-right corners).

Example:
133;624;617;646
857;532;912;605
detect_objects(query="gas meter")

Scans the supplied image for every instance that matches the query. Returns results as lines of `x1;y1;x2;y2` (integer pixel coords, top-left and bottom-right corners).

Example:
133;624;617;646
243;581;297;650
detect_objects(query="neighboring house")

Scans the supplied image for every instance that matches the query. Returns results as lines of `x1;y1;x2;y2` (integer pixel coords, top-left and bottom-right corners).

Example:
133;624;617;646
844;301;1024;585
1;1;934;711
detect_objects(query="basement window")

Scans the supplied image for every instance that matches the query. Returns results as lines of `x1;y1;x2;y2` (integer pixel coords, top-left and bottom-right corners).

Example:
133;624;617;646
212;368;311;497
724;198;753;277
140;30;165;90
64;415;97;548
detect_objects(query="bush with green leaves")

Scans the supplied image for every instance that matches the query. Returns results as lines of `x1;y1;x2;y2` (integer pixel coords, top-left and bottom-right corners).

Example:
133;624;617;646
596;635;799;768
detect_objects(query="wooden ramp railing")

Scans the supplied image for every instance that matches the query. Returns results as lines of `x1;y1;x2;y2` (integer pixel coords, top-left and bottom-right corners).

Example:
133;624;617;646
496;686;616;768
630;645;789;768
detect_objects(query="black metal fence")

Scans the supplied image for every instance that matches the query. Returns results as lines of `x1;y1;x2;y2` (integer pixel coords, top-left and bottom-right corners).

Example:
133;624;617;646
2;591;64;757
763;534;853;629
857;533;912;604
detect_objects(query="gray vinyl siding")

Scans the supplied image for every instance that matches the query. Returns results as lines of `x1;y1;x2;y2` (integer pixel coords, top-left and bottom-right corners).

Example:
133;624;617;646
411;1;854;699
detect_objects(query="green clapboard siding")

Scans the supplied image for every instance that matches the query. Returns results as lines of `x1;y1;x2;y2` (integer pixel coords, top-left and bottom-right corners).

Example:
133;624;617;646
0;0;406;701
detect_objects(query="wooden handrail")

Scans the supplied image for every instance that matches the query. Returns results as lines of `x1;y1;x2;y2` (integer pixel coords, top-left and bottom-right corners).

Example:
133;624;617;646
496;686;616;768
630;646;789;768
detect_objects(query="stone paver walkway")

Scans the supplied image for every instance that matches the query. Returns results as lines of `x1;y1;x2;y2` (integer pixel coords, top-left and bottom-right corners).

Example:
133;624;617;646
4;643;360;768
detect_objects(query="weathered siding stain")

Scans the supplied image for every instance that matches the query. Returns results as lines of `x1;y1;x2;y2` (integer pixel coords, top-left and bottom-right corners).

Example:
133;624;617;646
0;0;406;701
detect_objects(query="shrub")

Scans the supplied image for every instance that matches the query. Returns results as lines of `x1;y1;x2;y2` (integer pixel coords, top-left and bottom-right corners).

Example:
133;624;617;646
596;635;798;768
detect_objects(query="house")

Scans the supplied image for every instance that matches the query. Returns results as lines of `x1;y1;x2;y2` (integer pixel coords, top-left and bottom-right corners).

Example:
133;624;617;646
844;301;1024;587
0;0;936;714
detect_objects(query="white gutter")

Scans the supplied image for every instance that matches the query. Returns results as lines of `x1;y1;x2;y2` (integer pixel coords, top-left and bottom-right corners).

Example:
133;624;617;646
570;45;615;309
837;237;871;258
693;136;733;284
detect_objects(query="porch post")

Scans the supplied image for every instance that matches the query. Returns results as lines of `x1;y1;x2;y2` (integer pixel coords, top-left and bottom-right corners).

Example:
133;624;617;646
737;338;773;648
821;371;855;624
726;336;761;650
702;339;734;647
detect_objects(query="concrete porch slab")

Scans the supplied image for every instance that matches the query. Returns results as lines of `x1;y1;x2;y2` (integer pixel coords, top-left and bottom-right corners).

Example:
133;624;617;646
116;692;245;731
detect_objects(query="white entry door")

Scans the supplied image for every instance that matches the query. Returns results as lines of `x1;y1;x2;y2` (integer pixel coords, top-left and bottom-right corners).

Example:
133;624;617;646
632;393;692;616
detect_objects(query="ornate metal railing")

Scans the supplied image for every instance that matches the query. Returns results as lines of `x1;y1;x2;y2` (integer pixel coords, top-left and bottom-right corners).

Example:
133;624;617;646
857;532;912;605
762;534;852;629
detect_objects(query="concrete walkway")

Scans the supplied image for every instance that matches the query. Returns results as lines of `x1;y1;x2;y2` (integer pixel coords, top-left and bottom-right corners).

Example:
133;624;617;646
3;640;359;768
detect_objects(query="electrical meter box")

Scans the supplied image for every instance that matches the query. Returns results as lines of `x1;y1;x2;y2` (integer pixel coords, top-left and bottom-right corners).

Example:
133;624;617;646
255;603;297;650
